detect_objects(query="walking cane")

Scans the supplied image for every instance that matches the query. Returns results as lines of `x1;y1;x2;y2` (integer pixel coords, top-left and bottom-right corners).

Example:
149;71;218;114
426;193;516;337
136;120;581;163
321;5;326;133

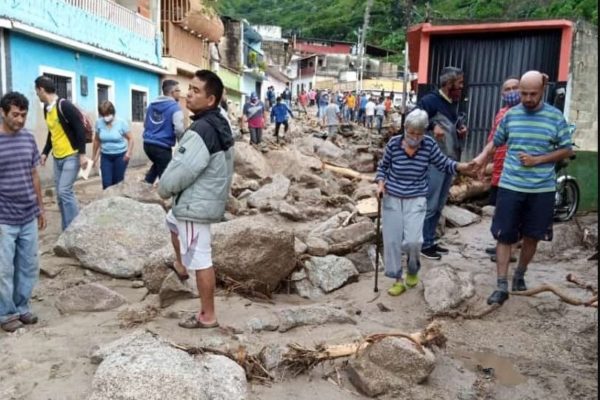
374;193;382;293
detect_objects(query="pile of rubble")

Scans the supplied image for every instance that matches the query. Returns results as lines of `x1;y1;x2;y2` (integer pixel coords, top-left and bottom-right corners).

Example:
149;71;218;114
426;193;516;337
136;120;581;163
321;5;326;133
44;111;598;399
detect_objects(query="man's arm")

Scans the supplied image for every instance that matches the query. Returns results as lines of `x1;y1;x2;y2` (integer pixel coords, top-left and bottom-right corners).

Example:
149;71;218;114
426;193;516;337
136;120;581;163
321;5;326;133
518;147;572;167
31;167;46;230
172;109;185;137
61;100;87;154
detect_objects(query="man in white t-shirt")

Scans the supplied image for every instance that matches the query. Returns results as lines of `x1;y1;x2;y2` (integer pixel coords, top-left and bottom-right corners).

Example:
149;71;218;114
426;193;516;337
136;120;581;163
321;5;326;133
365;97;376;129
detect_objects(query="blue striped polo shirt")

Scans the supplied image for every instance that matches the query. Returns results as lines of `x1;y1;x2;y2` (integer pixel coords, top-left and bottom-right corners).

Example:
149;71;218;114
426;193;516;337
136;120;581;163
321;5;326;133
376;135;457;198
0;129;41;225
494;103;572;193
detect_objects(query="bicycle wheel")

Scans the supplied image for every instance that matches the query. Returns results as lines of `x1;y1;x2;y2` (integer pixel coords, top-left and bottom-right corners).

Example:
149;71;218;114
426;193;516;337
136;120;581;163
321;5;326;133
554;179;580;222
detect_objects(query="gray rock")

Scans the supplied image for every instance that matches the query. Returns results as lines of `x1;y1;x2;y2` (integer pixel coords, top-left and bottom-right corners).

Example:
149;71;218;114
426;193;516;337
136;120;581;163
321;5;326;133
142;245;174;293
294;238;308;255
54;197;170;278
260;344;287;370
537;220;585;258
247;174;291;210
345;247;375;273
309;212;351;237
305;236;329;256
324;220;376;255
159;272;196;308
347;337;436;397
102;181;166;209
276;305;356;332
353;183;377;201
305;255;359;293
290;269;325;299
350;152;376;173
234;142;272;179
481;205;495;218
88;332;247;400
231;174;260;196
294;187;322;205
265;148;323;179
441;205;481;227
277;201;304;221
39;256;79;278
212;216;296;294
366;245;385;272
245;316;279;332
315;139;346;165
55;283;127;314
422;266;475;313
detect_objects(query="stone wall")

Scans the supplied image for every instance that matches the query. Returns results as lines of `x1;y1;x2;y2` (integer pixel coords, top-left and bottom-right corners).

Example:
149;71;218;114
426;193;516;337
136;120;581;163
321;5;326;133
568;20;598;151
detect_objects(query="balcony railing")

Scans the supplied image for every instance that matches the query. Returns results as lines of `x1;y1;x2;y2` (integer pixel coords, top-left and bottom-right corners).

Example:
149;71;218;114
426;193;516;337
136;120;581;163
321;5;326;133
64;0;156;39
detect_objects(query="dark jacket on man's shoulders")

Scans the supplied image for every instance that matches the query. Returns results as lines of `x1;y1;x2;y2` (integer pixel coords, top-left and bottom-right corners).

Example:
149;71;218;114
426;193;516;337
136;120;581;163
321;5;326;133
42;98;87;157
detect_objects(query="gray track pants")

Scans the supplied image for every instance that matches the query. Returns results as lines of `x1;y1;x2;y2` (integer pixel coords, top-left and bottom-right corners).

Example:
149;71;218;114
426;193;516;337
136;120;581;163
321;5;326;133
382;194;427;280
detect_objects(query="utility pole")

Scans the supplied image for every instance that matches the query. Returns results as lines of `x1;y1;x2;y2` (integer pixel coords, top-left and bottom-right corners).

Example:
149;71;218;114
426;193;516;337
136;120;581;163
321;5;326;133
358;0;374;92
400;0;413;131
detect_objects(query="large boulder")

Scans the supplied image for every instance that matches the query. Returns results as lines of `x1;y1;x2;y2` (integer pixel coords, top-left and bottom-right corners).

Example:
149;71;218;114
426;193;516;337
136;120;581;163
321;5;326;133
422;266;475;314
315;139;347;165
89;331;247;400
247;174;291;210
102;181;166;209
212;216;296;294
55;283;127;314
54;197;170;278
233;142;272;179
350;152;376;173
266;148;323;179
348;337;436;397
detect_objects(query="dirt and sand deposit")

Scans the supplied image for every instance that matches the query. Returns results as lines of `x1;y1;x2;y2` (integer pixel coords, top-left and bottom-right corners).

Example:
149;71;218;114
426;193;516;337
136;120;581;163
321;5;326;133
1;113;597;400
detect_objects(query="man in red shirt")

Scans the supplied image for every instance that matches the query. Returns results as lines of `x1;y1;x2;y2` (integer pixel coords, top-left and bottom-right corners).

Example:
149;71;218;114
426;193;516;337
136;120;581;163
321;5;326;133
484;76;520;260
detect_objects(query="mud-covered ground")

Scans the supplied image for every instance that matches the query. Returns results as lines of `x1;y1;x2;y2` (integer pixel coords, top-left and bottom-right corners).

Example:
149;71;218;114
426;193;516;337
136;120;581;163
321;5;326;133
1;164;597;400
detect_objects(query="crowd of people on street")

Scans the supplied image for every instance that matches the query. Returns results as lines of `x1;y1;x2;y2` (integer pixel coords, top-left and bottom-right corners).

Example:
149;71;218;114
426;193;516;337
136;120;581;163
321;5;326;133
0;63;573;332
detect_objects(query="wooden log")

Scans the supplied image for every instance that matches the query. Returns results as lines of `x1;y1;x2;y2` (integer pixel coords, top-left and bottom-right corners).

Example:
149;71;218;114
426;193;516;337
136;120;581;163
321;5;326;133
448;176;491;203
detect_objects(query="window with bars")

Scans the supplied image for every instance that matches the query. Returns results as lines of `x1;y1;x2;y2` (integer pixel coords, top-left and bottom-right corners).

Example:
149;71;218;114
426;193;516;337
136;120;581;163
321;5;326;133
97;84;109;106
131;89;147;122
43;73;72;100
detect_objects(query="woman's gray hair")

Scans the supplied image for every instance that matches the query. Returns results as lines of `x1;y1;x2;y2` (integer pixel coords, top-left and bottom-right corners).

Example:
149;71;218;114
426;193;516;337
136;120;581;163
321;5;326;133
404;109;429;132
439;66;463;87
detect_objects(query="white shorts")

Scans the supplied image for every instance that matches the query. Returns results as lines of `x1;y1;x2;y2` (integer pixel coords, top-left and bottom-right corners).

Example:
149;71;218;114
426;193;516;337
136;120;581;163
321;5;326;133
165;210;213;270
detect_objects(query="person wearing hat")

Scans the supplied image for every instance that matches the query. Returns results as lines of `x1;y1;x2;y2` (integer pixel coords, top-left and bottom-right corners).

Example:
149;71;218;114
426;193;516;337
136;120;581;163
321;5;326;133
242;92;266;145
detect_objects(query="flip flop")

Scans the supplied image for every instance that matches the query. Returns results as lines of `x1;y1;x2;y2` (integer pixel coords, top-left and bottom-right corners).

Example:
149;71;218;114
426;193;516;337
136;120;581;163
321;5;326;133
169;262;189;281
178;315;219;329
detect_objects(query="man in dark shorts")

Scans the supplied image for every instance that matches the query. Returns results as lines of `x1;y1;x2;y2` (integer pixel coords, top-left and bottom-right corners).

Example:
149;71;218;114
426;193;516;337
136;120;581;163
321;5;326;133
473;70;573;306
485;76;521;262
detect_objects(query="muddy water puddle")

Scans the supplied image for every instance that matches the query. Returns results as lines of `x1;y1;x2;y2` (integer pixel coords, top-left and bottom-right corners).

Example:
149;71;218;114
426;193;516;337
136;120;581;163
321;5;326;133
454;350;528;386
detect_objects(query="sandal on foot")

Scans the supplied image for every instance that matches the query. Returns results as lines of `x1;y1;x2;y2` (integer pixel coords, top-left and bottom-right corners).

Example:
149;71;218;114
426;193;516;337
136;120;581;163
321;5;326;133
178;315;219;329
1;319;23;332
387;282;406;296
169;262;189;281
19;313;38;325
405;273;419;288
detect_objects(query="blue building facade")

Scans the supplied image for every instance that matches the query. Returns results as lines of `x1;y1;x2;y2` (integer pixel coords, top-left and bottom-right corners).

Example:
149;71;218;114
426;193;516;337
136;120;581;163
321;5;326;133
0;0;165;184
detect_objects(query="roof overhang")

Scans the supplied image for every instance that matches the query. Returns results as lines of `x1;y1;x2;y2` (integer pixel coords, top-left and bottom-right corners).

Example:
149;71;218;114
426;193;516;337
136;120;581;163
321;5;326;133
4;19;168;74
408;19;574;84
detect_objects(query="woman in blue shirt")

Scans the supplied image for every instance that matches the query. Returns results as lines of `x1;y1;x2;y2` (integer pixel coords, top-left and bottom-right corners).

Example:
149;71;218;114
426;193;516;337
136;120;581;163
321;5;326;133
92;101;134;189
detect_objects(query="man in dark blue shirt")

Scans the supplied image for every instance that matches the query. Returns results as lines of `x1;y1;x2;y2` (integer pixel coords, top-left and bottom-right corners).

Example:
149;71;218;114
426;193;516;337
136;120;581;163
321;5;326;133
417;66;468;260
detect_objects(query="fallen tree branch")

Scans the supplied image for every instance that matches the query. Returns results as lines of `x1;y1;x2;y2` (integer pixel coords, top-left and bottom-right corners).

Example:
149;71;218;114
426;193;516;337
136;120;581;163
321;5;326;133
566;273;598;295
281;321;446;377
511;284;598;307
218;276;275;304
170;342;274;384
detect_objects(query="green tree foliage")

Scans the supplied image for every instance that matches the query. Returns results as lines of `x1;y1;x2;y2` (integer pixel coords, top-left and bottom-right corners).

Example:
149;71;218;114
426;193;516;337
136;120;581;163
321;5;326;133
218;0;597;60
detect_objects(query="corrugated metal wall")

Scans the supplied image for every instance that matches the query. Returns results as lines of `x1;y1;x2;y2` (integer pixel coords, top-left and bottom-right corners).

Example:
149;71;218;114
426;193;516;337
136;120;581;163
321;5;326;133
418;29;564;160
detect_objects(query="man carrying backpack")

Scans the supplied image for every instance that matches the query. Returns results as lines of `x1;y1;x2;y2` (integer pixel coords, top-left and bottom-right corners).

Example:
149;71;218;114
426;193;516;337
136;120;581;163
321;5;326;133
35;76;88;231
142;79;185;185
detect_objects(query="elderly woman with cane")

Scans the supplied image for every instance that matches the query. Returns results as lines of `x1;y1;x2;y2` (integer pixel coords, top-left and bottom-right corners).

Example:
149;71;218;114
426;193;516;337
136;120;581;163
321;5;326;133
375;109;475;296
